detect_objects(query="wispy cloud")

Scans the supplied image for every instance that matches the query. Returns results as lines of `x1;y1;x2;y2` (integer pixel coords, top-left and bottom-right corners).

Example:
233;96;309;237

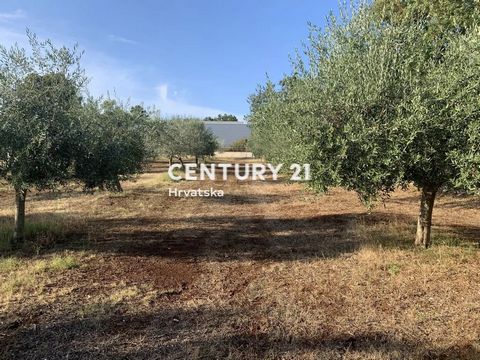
0;9;26;21
107;34;139;45
0;12;240;119
83;52;148;104
155;84;236;118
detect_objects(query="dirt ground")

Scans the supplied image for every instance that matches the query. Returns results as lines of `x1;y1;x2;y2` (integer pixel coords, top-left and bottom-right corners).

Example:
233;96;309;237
0;159;479;359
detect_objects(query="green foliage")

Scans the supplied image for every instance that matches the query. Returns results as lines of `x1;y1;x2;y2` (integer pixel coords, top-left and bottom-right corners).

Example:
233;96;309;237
0;215;76;251
249;3;480;202
227;138;249;152
181;119;218;158
74;99;151;192
204;113;238;122
48;255;79;271
372;0;479;39
155;117;219;162
0;31;154;244
0;31;85;192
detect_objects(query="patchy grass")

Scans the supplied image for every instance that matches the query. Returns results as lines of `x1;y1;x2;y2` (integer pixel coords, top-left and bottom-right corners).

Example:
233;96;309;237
158;168;184;182
108;286;141;303
0;215;84;252
0;253;82;302
0;160;479;359
77;300;117;320
0;257;21;272
48;255;80;271
76;286;143;323
386;262;401;276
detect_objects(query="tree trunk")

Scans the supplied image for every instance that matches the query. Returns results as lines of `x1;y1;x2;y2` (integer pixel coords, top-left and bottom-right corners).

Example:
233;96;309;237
415;187;437;248
114;178;123;192
178;157;184;167
195;156;198;165
169;156;173;166
12;188;27;247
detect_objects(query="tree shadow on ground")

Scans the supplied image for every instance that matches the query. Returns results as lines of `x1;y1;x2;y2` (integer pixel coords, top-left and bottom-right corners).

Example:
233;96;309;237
202;192;289;204
439;196;480;210
85;213;362;261
81;211;479;262
2;306;478;360
388;192;480;211
2;208;478;260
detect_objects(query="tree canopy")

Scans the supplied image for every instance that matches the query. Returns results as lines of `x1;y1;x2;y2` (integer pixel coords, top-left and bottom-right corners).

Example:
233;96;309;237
204;113;238;122
155;117;219;165
0;32;153;245
248;2;480;247
74;99;152;192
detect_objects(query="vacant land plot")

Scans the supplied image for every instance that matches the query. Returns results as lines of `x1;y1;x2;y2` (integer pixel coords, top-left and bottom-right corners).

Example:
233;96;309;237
0;160;479;359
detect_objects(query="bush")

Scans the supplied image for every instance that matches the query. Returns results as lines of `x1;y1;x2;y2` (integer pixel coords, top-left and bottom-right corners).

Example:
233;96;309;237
225;138;249;152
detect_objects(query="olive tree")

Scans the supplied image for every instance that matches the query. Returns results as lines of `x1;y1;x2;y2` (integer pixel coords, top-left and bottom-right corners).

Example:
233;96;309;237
156;118;188;165
182;120;218;164
0;32;85;246
74;99;151;192
156;118;218;165
249;4;480;248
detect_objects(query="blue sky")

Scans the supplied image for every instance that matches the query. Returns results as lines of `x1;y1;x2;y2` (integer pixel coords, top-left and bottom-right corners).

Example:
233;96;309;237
0;1;338;119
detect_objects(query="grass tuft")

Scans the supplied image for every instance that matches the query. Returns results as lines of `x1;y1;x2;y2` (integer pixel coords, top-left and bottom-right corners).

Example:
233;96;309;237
0;253;82;301
0;257;22;273
386;262;401;276
48;255;80;271
109;286;140;303
0;215;82;252
158;169;184;183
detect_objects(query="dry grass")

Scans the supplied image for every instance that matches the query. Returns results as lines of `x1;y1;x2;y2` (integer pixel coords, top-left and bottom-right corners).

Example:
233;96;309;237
0;159;479;359
0;253;81;308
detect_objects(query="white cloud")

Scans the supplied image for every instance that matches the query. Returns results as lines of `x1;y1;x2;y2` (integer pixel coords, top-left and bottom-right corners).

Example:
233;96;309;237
107;34;139;45
83;52;144;102
155;84;236;118
0;9;25;21
0;13;242;119
0;10;29;47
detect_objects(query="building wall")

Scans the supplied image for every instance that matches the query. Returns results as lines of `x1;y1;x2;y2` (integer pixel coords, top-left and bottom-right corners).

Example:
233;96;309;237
204;122;251;147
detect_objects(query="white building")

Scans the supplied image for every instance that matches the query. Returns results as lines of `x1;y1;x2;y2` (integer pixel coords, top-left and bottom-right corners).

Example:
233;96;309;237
204;121;251;147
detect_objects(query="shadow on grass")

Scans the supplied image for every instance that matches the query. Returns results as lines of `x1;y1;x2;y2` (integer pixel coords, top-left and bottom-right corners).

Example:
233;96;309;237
2;208;478;260
79;211;479;261
353;212;480;250
2;306;478;359
384;192;480;211
0;213;88;256
439;196;480;210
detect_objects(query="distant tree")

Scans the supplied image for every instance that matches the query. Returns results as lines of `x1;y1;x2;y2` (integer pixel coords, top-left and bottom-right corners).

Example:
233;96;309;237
249;4;480;248
227;138;249;152
156;118;218;165
0;31;85;246
183;120;218;163
204;113;238;122
74;99;151;192
156;118;187;166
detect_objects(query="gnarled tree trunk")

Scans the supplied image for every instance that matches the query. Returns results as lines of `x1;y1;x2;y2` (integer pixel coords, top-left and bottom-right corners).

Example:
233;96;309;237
12;188;27;247
113;178;123;192
415;187;437;248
